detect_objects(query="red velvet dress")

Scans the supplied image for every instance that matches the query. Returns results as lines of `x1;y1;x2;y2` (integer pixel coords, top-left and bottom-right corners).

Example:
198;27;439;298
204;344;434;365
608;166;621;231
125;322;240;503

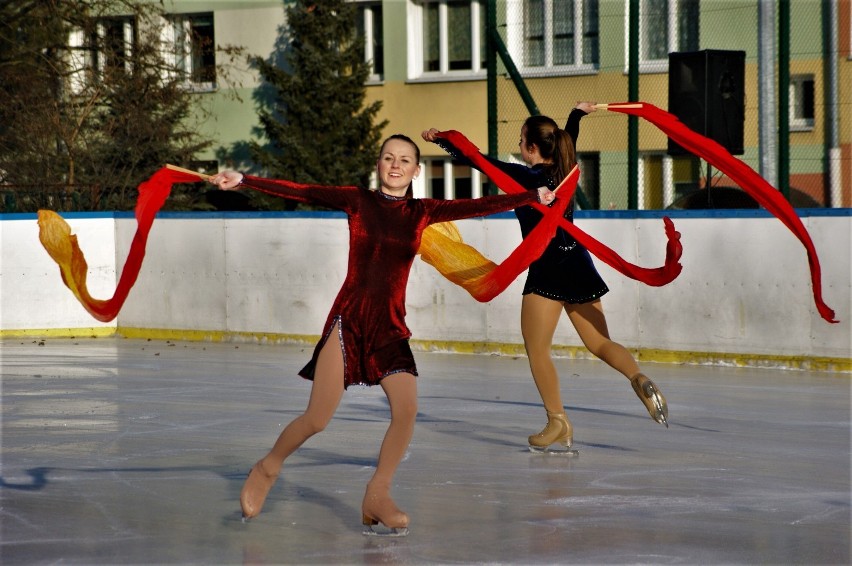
240;176;539;388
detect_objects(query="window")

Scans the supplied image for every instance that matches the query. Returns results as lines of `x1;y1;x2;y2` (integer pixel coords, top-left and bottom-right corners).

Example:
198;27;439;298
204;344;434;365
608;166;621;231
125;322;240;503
508;0;599;73
163;13;216;89
97;18;135;79
424;159;485;199
640;153;700;209
354;2;384;81
67;17;136;94
635;0;698;71
577;153;600;209
789;75;815;131
410;0;485;79
68;29;91;95
671;155;700;202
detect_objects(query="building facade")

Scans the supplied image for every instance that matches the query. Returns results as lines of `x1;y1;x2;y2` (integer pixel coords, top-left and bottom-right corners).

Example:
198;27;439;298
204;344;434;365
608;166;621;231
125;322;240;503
163;0;850;209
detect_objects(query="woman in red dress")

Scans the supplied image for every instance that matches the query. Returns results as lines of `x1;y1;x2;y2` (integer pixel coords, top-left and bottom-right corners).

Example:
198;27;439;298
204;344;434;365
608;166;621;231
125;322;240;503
210;134;556;534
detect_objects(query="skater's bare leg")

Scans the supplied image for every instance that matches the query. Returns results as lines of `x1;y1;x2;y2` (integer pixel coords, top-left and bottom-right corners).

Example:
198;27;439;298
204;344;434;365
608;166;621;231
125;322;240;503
521;294;565;414
565;300;640;378
267;330;345;463
362;372;416;530
241;325;345;519
522;294;573;449
567;300;667;425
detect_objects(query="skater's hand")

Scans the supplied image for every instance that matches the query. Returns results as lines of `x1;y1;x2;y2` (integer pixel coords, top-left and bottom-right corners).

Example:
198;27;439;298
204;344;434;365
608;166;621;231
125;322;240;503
421;128;441;142
537;186;556;205
209;171;244;190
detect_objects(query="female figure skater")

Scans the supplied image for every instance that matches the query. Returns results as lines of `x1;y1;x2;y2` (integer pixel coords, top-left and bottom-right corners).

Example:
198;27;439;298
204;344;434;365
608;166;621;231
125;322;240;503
422;102;668;453
210;134;556;534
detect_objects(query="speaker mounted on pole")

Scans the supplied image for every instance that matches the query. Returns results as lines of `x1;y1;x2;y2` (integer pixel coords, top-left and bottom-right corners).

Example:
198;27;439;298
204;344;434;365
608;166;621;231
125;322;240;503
667;50;746;156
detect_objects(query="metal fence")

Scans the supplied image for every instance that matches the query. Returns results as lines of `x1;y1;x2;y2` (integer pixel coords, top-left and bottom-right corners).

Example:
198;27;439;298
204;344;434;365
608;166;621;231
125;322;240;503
493;0;845;210
0;185;103;213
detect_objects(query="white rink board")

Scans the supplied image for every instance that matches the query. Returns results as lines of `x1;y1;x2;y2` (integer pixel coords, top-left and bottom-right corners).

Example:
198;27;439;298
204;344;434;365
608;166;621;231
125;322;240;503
2;212;849;360
1;216;118;331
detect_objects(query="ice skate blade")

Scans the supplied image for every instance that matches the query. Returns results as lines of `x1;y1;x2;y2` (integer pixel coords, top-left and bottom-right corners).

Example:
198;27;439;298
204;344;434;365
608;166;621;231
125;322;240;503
529;445;579;456
362;525;409;537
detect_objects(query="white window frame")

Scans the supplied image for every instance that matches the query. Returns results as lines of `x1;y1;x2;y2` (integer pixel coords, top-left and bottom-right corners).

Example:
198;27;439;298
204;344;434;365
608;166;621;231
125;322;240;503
68;28;91;95
789;74;815;131
67;18;134;95
96;18;135;77
162;13;216;92
352;1;384;83
642;152;703;209
422;158;484;199
506;0;598;77
627;0;696;73
408;0;485;81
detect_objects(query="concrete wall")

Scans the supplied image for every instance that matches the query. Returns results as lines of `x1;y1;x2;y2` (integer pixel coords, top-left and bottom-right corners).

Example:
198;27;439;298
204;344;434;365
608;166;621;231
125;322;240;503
1;211;849;369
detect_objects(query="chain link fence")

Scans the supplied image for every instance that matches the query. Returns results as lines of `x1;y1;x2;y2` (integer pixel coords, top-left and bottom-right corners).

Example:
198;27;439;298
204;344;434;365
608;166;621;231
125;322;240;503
493;0;844;210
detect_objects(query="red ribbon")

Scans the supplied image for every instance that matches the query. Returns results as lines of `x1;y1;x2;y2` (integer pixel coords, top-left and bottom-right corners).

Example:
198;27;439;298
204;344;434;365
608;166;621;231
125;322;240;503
38;168;199;322
40;102;836;325
603;102;836;323
437;130;684;287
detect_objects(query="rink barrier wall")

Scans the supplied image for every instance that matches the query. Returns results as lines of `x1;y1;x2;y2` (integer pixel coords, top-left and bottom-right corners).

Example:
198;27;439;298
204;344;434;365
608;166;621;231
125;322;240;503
1;209;850;372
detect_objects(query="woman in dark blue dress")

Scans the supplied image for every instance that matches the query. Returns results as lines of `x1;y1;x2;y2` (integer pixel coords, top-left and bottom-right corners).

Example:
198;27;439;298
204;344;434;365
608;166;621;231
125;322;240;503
423;102;668;452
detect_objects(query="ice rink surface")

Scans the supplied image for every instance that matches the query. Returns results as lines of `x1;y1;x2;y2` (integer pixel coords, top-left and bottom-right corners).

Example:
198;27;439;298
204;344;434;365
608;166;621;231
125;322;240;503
1;338;849;565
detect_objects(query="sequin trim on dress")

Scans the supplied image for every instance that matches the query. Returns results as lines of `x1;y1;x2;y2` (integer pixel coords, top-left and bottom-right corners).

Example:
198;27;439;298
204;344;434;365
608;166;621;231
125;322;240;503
523;287;609;304
377;190;407;201
380;367;419;380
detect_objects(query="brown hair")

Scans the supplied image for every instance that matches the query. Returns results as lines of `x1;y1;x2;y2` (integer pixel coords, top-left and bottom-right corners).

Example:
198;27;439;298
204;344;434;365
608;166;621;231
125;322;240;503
522;115;576;185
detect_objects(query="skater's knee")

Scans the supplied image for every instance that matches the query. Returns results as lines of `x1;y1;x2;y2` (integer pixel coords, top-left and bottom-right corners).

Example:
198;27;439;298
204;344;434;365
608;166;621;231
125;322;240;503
524;340;553;362
391;397;418;423
300;412;333;436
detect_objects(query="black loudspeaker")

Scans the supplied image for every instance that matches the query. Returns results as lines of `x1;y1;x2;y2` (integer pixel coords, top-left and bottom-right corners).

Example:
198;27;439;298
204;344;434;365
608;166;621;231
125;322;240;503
667;50;745;156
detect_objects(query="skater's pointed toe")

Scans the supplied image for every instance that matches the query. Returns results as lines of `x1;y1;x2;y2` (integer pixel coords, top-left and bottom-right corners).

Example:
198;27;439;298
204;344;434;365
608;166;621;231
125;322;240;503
528;411;573;450
631;373;669;427
240;459;277;520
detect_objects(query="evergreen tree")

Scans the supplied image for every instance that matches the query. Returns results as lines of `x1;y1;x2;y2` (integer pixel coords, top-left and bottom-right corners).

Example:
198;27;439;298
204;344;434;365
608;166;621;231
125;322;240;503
0;0;244;211
249;0;387;210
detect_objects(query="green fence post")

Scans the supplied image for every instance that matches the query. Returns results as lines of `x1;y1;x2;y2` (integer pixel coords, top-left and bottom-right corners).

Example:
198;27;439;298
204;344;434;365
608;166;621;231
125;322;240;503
627;0;639;210
778;0;791;202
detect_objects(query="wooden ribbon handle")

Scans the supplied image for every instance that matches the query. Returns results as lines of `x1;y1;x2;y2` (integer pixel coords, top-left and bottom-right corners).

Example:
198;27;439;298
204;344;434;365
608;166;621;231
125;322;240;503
552;165;579;194
165;163;213;181
594;103;644;110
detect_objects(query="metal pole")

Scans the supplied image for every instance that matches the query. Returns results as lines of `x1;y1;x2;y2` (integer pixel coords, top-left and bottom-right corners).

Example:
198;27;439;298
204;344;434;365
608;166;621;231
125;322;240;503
627;0;639;210
822;0;839;207
491;29;539;116
758;0;777;188
486;0;498;195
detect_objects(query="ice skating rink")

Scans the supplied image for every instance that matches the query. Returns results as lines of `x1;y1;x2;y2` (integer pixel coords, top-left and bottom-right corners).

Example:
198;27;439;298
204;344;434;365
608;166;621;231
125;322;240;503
1;338;849;565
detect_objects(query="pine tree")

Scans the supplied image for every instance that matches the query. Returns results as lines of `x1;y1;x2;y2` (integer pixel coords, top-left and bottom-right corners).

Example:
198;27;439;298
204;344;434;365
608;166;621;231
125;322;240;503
249;0;387;209
0;0;244;211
